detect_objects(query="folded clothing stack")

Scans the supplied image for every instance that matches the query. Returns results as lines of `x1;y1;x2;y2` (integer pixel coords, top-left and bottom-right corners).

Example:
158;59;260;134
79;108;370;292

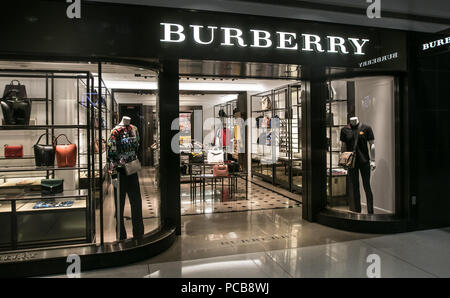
33;200;74;209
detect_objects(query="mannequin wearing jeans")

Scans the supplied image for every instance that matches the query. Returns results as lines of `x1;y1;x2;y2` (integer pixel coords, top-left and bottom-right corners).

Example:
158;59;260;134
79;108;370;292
340;117;376;214
108;116;144;239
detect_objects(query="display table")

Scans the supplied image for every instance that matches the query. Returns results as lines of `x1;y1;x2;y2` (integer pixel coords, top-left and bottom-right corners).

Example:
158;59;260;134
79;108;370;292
188;163;248;202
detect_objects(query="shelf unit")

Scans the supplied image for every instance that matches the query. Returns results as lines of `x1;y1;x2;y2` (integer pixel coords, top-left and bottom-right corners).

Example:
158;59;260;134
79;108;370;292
0;69;95;250
326;80;355;206
251;82;303;195
213;99;238;159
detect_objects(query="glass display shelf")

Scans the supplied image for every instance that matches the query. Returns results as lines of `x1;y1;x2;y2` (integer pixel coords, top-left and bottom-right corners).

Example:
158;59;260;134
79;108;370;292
0;189;88;202
0;165;89;173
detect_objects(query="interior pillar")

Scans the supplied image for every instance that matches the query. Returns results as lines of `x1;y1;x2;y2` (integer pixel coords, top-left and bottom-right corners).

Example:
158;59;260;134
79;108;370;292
158;59;181;235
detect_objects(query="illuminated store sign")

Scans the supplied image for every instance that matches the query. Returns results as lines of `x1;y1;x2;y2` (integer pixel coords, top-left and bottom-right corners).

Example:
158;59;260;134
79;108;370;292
160;23;370;55
422;37;450;51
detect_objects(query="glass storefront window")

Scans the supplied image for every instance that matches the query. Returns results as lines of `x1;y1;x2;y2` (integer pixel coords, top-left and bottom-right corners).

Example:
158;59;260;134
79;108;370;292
326;77;396;215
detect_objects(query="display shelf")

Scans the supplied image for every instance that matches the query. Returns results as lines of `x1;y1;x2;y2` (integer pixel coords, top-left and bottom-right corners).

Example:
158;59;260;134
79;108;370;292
0;165;89;173
0;69;95;251
0;125;89;130
326;99;347;102
17;200;86;213
251;83;303;194
0;156;35;160
27;98;52;102
0;189;88;202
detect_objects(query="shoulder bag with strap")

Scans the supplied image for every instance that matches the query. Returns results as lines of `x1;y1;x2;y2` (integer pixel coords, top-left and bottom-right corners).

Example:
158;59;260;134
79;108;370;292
54;134;77;168
34;133;56;167
338;124;360;169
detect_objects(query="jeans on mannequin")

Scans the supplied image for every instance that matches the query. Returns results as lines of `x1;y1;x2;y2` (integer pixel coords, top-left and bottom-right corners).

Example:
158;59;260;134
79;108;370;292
348;162;374;214
113;170;144;240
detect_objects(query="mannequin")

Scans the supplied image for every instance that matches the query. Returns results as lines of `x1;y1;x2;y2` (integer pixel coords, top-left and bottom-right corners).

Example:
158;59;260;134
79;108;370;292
341;116;376;214
350;117;376;171
107;115;144;240
118;116;131;126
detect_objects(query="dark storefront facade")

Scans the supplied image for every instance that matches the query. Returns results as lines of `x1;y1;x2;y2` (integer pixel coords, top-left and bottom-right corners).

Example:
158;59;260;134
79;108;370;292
0;0;448;276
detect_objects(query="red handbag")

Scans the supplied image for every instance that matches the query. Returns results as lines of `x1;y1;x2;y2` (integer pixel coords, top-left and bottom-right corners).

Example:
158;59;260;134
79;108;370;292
213;164;229;177
4;145;23;158
54;134;77;168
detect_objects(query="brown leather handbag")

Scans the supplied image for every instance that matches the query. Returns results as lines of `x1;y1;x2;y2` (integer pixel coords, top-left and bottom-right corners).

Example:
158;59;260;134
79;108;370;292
213;164;229;177
338;124;360;169
338;152;355;169
55;134;77;168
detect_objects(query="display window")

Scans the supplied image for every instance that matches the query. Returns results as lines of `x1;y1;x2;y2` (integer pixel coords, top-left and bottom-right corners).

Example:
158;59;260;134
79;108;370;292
0;60;161;251
326;76;396;215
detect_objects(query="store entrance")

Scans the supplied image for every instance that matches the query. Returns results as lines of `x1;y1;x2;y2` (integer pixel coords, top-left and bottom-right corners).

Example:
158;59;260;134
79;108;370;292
177;60;303;217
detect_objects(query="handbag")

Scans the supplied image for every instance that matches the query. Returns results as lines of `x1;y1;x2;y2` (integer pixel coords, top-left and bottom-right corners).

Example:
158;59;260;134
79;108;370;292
41;179;64;195
218;109;227;118
34;133;56;167
338;125;360;169
1;80;32;125
213;164;228;177
326;113;334;126
207;149;224;163
189;152;204;164
125;159;141;176
4;145;23;158
55;134;77;168
225;161;240;173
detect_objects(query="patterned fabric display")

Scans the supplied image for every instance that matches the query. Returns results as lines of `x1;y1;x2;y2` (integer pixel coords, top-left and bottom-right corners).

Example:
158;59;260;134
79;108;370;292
107;125;140;174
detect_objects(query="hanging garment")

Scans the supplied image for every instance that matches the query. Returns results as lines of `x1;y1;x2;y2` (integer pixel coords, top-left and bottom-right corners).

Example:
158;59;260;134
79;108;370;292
214;128;232;147
107;124;140;174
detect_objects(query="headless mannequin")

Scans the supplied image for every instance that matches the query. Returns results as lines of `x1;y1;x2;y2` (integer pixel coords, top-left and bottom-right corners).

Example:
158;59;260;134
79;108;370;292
118;116;131;126
109;115;144;239
343;116;376;214
349;116;376;171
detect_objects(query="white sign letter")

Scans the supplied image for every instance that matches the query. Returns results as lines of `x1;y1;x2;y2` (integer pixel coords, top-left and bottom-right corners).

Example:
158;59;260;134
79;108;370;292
190;25;217;45
250;30;272;48
221;28;247;47
302;34;325;52
327;36;349;54
160;23;186;43
276;32;298;50
348;38;370;55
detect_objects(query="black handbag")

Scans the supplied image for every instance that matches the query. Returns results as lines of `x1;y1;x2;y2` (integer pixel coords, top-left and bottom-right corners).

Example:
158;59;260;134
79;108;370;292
326;113;334;126
1;80;31;125
34;133;56;167
41;179;64;195
218;109;227;118
189;152;204;164
226;161;240;173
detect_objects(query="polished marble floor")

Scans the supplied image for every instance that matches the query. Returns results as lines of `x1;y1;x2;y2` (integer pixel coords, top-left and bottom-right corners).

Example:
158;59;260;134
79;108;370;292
78;167;449;278
180;178;300;216
49;226;450;278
